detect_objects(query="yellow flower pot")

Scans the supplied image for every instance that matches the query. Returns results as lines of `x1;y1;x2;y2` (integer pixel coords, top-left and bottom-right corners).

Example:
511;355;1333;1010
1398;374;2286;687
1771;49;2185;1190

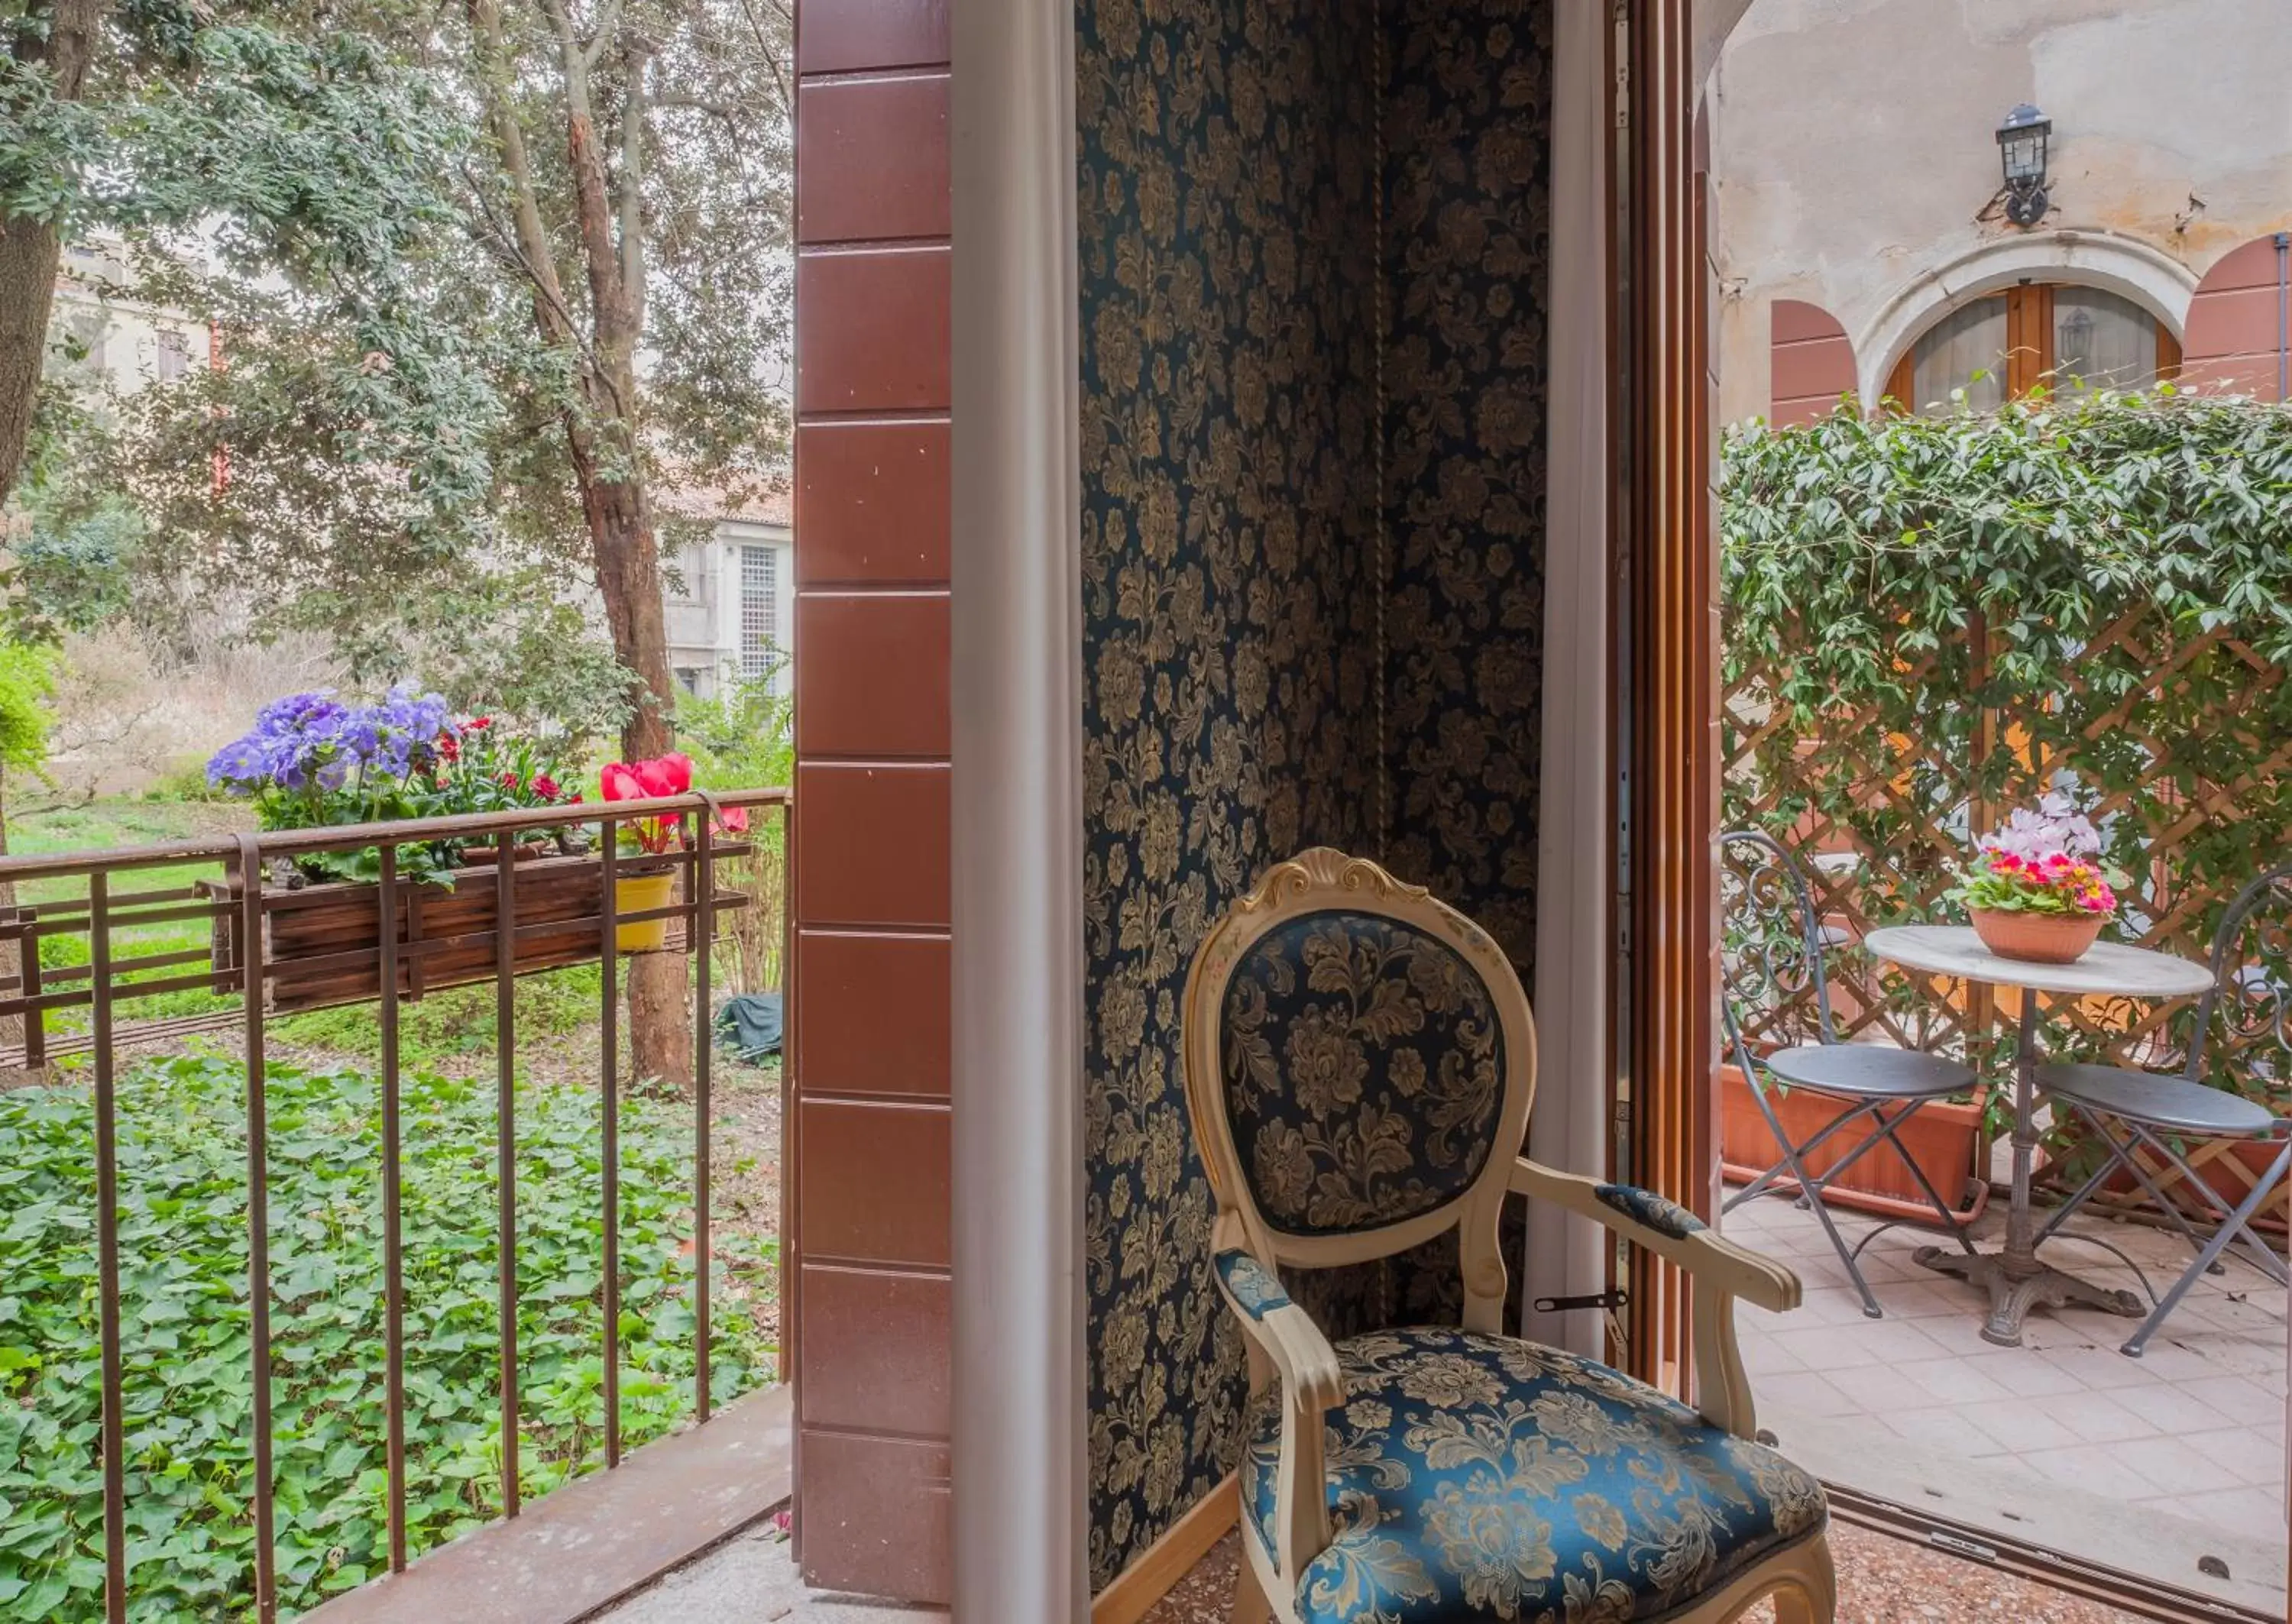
616;871;675;953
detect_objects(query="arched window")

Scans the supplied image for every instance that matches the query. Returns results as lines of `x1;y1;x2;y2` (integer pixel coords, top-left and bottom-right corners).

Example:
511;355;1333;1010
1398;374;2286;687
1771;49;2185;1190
1886;283;2180;412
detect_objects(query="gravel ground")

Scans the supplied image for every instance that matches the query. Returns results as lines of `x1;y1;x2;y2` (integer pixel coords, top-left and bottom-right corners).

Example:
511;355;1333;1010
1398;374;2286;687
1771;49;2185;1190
1142;1528;2148;1624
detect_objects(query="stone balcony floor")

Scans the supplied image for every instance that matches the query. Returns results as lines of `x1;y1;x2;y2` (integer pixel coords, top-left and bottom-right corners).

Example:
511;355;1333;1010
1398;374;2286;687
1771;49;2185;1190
595;1522;938;1623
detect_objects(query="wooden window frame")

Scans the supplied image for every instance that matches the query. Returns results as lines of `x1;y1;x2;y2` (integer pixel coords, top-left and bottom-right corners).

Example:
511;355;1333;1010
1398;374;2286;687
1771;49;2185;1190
1884;283;2182;409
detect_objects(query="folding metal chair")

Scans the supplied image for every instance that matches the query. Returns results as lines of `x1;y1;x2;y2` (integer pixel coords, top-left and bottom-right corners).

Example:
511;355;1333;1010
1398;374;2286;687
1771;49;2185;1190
1719;830;1980;1318
2037;864;2292;1357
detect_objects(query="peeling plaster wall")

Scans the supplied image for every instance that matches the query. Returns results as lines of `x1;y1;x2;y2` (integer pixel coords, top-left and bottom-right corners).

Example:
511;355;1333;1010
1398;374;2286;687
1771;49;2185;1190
1708;0;2292;422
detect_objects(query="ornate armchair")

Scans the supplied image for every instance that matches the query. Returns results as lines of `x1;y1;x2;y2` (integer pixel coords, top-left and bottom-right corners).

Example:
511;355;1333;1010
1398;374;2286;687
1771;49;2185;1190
1184;849;1834;1624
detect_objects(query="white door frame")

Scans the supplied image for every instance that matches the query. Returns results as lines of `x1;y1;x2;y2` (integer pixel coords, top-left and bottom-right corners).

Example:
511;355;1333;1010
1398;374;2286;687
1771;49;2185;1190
947;0;1091;1617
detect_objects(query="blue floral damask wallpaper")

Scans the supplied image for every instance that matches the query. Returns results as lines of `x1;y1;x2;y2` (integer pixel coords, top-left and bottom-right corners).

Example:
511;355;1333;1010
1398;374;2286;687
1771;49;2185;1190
1078;0;1552;1588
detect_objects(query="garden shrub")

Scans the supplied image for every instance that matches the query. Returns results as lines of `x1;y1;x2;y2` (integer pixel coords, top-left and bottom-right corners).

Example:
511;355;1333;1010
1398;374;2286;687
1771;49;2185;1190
1723;389;2292;1087
0;1055;772;1621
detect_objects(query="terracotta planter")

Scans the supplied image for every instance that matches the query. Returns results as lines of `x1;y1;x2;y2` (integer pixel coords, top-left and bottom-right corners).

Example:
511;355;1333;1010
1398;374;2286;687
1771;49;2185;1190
2060;1119;2291;1241
1970;907;2104;965
1719;1062;1989;1227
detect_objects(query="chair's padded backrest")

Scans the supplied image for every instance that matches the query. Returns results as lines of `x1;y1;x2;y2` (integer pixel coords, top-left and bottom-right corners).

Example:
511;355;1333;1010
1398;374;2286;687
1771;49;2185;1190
1220;909;1505;1236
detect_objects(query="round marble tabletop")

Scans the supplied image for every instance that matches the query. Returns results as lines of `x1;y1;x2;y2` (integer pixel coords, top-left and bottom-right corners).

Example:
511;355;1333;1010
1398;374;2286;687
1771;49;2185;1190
1863;924;2214;1000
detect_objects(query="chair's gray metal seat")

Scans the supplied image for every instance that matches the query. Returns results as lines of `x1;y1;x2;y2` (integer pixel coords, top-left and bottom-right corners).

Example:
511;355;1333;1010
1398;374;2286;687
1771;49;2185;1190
2028;864;2292;1356
1720;828;1982;1320
2038;1062;2277;1137
1768;1044;1973;1099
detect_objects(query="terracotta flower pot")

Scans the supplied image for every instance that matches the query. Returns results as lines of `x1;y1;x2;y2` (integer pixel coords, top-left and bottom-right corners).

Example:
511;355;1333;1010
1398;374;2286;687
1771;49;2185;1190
1970;907;2105;965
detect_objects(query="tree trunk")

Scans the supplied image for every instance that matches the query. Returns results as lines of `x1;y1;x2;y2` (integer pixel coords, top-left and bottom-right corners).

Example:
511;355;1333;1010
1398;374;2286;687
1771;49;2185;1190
0;0;110;509
467;0;691;1089
581;437;692;1089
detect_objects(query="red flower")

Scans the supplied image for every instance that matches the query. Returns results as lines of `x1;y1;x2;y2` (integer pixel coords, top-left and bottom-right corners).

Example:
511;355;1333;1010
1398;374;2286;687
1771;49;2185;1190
500;771;521;789
533;774;560;801
603;752;695;801
437;733;460;762
715;804;750;835
466;716;493;731
601;761;646;803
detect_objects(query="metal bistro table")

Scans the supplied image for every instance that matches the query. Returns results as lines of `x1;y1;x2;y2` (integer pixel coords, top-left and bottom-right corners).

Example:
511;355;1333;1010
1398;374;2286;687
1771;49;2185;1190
1863;924;2216;1347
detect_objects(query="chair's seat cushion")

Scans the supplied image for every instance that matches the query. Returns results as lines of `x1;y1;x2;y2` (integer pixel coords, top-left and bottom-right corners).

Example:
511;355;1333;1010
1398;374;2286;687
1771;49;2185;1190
1763;1043;1971;1099
1242;1327;1826;1623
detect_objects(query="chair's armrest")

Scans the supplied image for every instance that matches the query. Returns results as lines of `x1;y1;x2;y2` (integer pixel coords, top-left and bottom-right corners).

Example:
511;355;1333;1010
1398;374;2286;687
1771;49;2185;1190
1509;1157;1800;1313
1212;1247;1343;1587
1511;1157;1795;1439
1213;1250;1345;1413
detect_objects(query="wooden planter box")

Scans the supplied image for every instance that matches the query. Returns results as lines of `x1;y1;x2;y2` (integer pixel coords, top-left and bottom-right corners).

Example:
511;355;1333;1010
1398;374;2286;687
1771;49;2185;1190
206;852;690;1014
1720;1060;1990;1228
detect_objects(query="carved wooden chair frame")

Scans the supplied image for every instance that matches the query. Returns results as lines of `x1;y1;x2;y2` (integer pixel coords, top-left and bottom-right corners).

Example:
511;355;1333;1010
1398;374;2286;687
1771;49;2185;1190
1182;847;1837;1624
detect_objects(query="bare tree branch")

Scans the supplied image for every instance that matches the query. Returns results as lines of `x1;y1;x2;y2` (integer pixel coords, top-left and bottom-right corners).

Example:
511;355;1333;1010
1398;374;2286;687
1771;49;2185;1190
730;0;793;119
580;0;623;72
468;0;578;349
619;35;649;337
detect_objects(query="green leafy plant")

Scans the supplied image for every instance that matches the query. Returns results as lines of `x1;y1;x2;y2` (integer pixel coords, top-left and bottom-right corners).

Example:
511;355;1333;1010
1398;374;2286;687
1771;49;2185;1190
1722;388;2292;1098
0;1053;772;1622
206;693;582;887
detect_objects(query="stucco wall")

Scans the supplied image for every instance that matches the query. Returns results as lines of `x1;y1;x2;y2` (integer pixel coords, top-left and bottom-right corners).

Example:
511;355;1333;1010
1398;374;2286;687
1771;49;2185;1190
1708;0;2292;422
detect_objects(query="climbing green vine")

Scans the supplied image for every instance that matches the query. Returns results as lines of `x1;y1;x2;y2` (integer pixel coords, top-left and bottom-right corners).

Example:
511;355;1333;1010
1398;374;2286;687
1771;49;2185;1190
1722;388;2292;1090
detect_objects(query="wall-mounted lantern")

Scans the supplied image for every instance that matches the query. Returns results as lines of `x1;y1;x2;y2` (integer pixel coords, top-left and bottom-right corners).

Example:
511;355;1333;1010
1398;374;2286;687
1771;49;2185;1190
1996;103;2053;228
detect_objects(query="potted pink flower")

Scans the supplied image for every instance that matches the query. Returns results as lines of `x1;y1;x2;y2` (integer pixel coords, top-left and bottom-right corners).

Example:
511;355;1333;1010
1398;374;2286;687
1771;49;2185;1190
1950;796;2125;964
597;752;748;949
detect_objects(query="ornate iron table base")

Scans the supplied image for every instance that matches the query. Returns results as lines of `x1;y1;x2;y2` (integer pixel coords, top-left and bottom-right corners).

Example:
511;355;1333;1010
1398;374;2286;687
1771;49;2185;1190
1914;1244;2143;1347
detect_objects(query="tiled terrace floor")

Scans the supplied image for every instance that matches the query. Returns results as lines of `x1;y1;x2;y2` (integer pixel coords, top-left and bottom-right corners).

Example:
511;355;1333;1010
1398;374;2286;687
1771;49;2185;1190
1722;1186;2287;1612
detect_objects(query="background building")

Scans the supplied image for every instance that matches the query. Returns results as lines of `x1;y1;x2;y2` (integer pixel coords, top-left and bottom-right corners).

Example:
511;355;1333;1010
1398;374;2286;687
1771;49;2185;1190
51;242;213;397
1708;0;2292;425
662;488;795;699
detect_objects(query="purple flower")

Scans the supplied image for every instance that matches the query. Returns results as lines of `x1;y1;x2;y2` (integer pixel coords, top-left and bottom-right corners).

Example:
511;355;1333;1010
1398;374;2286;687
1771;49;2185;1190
208;690;351;793
367;684;452;775
205;686;455;795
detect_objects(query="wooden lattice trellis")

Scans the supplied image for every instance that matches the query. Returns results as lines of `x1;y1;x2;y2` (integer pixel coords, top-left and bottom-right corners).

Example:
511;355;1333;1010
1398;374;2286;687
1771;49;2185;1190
1722;600;2292;1230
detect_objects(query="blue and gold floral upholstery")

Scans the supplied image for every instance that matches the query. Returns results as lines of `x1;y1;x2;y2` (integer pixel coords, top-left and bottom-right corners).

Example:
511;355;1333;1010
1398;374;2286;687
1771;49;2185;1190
1593;1184;1708;1241
1242;1328;1825;1624
1222;911;1505;1236
1218;1250;1295;1321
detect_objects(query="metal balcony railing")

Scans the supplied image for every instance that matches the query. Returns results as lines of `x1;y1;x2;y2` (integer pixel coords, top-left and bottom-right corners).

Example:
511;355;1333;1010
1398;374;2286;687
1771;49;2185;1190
0;789;791;1623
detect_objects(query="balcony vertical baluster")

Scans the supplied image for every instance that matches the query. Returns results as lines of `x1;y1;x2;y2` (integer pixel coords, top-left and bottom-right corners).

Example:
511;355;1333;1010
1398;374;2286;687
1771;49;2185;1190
235;833;279;1623
90;873;128;1624
601;815;623;1467
22;913;44;1069
377;845;409;1571
0;789;785;1616
693;802;715;1422
496;839;520;1516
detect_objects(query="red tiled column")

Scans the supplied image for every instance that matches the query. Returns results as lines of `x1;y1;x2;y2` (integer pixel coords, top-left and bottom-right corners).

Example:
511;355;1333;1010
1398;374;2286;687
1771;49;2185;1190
791;0;952;1601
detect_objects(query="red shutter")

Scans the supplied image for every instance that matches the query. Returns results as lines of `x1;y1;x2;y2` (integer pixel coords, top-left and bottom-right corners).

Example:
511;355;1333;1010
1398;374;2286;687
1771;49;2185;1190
2182;235;2291;403
1767;299;1857;426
